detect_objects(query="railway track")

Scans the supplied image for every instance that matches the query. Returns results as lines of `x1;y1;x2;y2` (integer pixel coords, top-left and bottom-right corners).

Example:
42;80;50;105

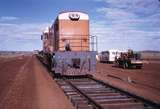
56;75;159;109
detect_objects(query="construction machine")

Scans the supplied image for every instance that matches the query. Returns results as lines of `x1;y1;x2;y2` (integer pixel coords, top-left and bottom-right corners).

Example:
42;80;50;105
115;49;143;69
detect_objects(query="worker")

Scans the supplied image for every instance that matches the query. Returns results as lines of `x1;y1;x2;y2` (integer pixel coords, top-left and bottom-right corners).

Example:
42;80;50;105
65;42;71;51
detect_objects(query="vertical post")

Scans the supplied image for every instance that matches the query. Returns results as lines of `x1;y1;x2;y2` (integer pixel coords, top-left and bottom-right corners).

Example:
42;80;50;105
91;36;94;51
88;58;91;71
90;35;94;51
90;35;98;51
96;36;98;52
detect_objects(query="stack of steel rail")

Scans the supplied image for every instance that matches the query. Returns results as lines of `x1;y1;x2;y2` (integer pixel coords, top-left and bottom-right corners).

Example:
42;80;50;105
56;76;159;109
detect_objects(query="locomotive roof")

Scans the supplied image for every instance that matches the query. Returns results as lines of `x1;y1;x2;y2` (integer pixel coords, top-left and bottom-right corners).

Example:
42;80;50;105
57;11;89;20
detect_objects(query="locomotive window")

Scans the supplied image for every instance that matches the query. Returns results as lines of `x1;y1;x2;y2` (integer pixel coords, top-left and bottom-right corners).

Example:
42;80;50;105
72;58;80;69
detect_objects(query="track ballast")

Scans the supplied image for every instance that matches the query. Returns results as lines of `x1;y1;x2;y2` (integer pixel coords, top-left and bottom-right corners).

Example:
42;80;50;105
56;75;159;109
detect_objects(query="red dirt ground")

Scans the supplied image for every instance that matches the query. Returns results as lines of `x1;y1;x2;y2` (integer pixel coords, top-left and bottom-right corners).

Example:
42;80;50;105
0;54;74;109
0;54;160;108
95;62;160;104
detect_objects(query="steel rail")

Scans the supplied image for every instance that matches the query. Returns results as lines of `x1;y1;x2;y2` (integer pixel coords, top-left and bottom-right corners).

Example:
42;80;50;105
56;75;159;109
89;76;160;108
63;78;104;109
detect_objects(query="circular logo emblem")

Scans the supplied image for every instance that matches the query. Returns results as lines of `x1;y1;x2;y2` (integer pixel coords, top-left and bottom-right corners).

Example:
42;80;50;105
69;13;80;20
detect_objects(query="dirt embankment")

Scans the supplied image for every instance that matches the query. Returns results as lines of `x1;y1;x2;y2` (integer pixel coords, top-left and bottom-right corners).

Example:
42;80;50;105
0;54;74;109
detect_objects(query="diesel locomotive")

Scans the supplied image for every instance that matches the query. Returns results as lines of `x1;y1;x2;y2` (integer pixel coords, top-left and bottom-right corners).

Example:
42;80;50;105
41;11;97;76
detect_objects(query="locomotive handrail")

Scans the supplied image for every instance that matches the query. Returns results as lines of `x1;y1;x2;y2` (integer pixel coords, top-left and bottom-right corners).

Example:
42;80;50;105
57;34;97;51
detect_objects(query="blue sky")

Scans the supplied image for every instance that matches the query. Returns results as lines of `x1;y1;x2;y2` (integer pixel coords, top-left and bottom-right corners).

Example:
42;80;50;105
0;0;160;51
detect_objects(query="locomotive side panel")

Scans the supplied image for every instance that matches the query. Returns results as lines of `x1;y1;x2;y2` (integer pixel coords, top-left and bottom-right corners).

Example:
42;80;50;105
52;20;59;51
42;27;54;54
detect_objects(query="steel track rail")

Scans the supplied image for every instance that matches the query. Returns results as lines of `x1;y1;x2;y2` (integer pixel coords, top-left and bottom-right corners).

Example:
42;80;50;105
89;76;160;108
56;75;159;109
64;78;104;109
